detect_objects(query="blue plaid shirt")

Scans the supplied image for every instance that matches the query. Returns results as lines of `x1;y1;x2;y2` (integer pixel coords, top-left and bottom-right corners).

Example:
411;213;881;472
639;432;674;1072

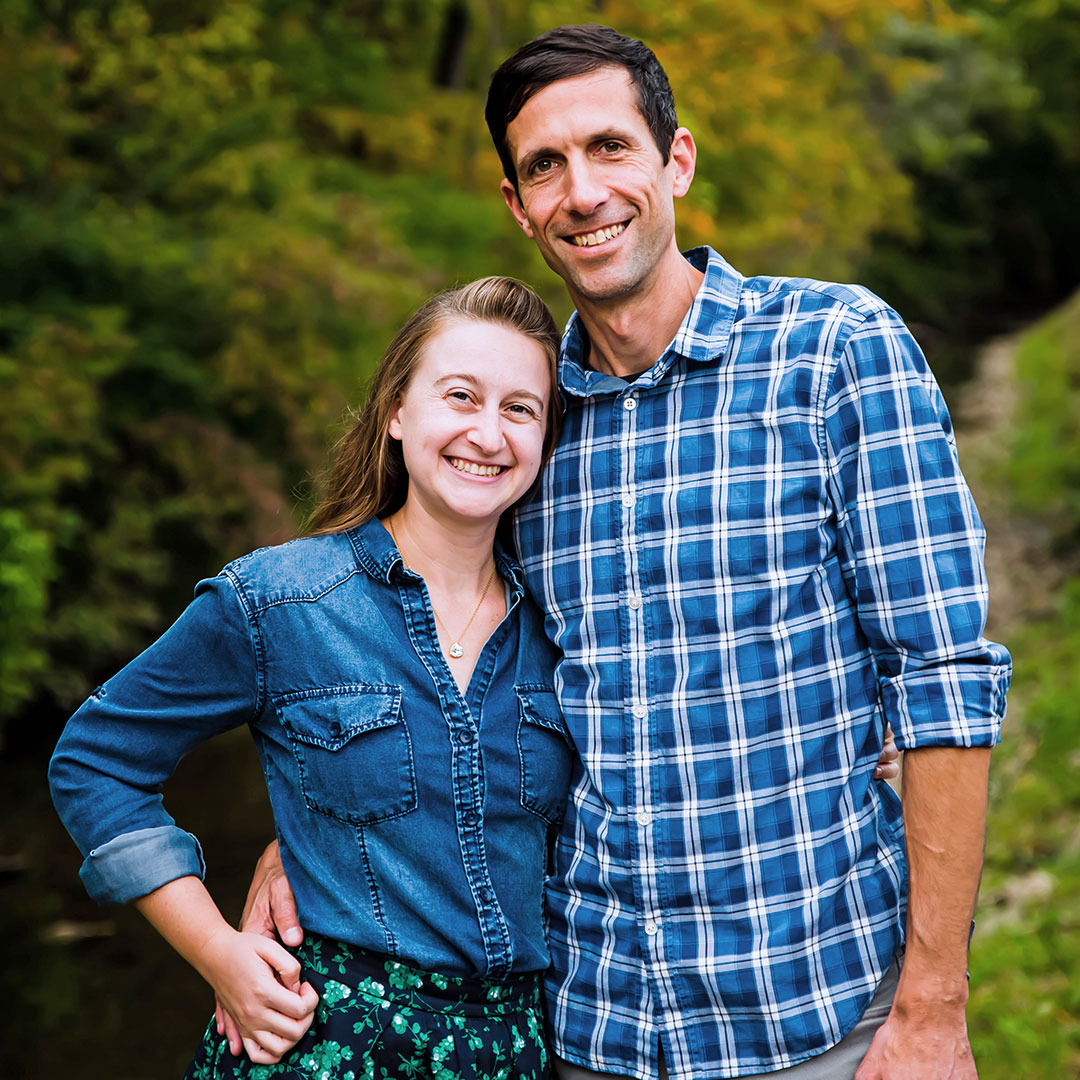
513;247;1010;1079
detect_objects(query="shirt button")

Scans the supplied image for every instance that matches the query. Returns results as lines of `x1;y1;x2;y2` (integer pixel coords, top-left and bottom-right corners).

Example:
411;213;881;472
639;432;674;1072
479;886;495;903
636;811;654;827
623;396;637;411
644;921;661;936
329;721;341;738
632;704;648;719
621;494;635;508
628;595;643;610
457;730;474;745
463;810;480;827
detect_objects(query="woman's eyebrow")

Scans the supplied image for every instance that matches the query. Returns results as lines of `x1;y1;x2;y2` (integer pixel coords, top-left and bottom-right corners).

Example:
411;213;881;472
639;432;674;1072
434;375;545;406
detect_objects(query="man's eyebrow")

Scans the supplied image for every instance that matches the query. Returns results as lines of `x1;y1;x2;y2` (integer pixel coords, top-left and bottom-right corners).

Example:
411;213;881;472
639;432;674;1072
517;129;638;175
517;146;562;175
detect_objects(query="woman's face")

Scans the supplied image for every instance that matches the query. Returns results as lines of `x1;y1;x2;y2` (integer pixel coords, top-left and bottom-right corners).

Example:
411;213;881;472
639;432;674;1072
388;317;551;528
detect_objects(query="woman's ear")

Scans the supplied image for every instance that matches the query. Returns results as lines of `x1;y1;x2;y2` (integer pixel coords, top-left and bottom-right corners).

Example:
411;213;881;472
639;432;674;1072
387;395;404;441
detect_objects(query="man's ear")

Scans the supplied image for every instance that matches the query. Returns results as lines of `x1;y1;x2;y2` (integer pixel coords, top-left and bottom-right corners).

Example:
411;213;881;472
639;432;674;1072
669;127;697;199
501;178;535;239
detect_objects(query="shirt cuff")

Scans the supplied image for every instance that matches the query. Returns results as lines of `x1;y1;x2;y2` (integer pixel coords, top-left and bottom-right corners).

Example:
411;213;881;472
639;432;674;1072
882;661;1011;750
79;825;206;905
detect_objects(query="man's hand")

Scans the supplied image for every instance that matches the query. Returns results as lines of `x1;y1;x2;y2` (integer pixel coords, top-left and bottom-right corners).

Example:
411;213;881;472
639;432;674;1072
875;724;900;781
854;995;976;1079
855;745;990;1079
216;840;304;1059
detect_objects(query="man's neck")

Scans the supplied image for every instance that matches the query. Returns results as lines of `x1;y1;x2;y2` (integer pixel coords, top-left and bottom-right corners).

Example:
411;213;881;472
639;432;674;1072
571;247;705;379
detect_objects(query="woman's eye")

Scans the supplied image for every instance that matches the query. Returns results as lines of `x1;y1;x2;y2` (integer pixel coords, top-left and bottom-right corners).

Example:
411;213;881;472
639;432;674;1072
507;403;536;418
447;390;473;404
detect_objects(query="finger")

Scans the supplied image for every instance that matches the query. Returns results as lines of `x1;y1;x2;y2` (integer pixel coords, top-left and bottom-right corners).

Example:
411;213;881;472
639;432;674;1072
221;1007;244;1057
250;1025;301;1061
215;998;224;1036
298;980;319;1017
252;936;304;997
242;1035;282;1066
270;876;304;947
874;762;900;780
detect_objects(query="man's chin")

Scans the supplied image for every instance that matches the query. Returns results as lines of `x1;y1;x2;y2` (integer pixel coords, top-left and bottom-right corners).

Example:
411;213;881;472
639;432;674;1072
559;265;646;306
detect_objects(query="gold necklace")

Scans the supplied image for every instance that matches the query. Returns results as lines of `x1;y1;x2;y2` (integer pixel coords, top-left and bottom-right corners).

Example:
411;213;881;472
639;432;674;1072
387;517;498;660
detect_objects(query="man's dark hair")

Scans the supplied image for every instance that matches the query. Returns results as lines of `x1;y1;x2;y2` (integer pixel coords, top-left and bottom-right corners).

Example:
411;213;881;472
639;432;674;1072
485;24;678;194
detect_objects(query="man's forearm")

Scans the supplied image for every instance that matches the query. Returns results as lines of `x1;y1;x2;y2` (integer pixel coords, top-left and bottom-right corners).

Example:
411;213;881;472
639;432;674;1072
896;745;991;1006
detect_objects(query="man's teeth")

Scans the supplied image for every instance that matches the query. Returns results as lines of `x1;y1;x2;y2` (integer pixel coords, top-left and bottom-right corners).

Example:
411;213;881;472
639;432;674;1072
571;223;626;247
449;458;504;477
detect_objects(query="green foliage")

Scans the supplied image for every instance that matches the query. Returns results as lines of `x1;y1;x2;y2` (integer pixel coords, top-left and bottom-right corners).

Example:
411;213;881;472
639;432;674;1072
0;0;545;726
859;0;1080;379
1007;291;1080;547
968;299;1080;1079
0;0;955;729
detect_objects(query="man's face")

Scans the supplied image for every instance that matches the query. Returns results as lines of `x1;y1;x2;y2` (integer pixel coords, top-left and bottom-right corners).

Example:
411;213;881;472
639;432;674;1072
500;66;694;306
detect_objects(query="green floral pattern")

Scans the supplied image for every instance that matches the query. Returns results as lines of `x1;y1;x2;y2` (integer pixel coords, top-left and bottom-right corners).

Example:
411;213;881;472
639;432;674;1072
184;937;549;1080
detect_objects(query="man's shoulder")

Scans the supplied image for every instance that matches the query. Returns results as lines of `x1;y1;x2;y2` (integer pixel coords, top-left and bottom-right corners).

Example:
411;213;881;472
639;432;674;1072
739;272;892;322
220;530;364;612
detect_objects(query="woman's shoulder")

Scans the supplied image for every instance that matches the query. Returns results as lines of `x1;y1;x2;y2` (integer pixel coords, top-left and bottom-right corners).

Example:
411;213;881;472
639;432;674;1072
220;528;369;612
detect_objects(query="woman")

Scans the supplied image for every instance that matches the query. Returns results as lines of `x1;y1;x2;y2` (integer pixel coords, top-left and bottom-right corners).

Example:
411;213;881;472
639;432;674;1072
49;276;568;1080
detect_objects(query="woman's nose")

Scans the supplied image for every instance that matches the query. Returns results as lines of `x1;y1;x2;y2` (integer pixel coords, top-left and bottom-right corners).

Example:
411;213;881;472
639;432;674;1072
468;408;507;453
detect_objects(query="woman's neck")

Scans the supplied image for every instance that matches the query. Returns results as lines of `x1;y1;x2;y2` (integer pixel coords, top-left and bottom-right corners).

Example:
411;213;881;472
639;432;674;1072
383;501;497;592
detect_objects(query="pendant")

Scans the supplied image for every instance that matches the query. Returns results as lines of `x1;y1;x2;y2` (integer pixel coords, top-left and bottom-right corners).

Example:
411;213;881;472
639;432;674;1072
449;642;464;659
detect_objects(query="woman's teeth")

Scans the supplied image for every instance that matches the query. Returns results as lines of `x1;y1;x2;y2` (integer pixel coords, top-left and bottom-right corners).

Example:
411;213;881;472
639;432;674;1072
571;222;626;247
448;458;504;477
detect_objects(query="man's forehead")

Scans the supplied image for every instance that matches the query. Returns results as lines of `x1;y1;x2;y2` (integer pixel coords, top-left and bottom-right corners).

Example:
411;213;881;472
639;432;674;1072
505;66;643;156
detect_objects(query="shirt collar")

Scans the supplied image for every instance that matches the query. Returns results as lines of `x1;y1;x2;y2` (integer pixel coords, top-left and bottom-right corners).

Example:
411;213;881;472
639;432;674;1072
347;515;526;600
557;246;744;398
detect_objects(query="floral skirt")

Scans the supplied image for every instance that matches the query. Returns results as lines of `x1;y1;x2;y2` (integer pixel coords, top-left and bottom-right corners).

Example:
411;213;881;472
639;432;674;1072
184;935;550;1080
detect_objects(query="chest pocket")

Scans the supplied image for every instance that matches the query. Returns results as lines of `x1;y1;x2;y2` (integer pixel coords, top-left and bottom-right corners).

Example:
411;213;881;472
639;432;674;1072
516;686;573;825
277;686;416;825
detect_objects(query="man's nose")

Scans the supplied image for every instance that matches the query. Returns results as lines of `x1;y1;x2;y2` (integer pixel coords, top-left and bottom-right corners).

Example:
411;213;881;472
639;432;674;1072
563;160;609;217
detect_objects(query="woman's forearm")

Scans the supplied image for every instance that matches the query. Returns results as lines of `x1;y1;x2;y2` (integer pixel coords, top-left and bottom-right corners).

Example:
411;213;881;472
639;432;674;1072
133;875;235;983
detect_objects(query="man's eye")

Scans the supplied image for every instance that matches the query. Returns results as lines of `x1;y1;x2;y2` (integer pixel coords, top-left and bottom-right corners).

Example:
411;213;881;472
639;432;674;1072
531;158;556;175
600;141;623;153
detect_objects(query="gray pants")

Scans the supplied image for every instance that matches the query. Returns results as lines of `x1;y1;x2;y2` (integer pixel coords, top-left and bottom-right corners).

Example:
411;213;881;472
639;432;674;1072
553;959;900;1080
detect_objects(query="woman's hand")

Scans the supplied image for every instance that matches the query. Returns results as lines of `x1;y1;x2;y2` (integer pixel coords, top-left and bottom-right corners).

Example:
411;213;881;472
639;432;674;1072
133;874;316;1065
202;926;318;1064
216;840;306;1058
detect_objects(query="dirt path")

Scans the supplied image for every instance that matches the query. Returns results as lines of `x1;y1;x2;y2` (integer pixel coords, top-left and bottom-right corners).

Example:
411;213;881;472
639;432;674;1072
954;335;1058;638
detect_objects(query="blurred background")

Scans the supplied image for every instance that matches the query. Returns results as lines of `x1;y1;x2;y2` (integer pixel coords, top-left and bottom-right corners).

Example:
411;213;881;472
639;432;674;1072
1;0;1078;1075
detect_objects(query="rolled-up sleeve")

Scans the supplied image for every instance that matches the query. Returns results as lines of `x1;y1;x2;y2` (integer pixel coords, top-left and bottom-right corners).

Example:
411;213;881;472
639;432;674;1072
48;572;259;904
823;302;1011;749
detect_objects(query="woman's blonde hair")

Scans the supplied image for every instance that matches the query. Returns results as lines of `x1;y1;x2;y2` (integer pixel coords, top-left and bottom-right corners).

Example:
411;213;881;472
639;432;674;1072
306;277;562;536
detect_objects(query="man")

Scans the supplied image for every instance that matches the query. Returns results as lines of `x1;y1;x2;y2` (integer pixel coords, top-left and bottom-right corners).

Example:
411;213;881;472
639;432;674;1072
233;25;1009;1080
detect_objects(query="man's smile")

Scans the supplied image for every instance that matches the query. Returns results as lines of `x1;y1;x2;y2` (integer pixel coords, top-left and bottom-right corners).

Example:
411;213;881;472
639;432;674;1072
567;221;628;248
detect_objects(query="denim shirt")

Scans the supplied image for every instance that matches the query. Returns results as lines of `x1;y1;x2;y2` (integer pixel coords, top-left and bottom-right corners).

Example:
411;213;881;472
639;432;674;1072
49;516;572;980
